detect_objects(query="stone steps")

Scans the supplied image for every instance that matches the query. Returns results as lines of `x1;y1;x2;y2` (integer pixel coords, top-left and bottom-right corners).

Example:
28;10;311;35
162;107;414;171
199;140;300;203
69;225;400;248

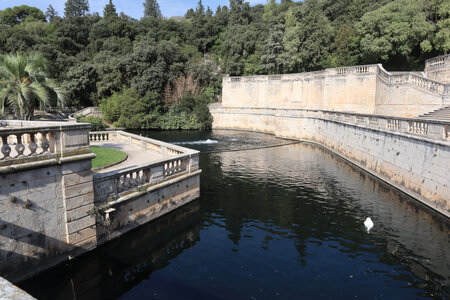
418;106;450;121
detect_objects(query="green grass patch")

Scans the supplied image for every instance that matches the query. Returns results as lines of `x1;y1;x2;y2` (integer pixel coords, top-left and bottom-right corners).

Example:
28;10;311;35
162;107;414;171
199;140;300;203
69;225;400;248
91;146;127;169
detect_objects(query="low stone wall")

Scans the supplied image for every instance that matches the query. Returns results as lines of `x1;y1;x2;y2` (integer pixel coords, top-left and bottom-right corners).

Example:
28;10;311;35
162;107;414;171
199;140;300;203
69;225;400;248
210;105;450;217
90;131;201;245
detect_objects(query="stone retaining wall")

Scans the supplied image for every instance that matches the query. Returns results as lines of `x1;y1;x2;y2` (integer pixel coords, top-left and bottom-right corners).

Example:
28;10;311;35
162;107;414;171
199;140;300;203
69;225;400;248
210;106;450;217
222;55;450;118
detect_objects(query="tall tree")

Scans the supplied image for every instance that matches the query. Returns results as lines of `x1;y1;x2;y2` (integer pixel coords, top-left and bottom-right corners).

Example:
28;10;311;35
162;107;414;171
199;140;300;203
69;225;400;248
0;53;66;120
45;5;58;22
103;0;118;19
0;5;46;26
143;0;162;18
64;0;89;17
357;0;434;62
282;0;334;72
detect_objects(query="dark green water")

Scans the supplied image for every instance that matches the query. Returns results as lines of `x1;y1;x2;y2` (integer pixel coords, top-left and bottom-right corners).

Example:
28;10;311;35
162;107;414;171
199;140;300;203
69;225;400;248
20;130;449;299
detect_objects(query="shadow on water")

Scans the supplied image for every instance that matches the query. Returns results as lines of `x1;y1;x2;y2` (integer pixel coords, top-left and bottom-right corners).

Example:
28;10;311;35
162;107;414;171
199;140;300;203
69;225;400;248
20;130;449;299
19;201;202;300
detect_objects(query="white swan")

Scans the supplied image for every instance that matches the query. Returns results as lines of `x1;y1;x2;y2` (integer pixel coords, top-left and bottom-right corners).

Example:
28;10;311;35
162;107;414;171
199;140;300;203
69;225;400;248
364;217;374;233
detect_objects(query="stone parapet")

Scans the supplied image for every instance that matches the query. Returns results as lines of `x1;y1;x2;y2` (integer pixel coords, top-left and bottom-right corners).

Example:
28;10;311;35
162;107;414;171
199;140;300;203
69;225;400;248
222;56;450;118
425;54;450;84
90;131;201;245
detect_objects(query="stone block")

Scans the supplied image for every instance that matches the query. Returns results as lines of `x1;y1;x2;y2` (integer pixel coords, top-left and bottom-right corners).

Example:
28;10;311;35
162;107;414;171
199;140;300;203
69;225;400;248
67;215;95;235
62;170;93;188
61;160;92;175
68;226;96;244
63;181;94;199
66;203;94;222
65;191;95;211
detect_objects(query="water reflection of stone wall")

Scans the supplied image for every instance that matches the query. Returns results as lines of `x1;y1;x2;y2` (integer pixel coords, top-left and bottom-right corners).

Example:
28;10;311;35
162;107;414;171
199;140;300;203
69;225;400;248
19;201;201;300
214;143;449;289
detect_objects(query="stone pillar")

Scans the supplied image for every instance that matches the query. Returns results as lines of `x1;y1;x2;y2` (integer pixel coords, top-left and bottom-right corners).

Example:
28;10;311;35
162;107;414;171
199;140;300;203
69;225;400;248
59;127;97;256
61;158;97;256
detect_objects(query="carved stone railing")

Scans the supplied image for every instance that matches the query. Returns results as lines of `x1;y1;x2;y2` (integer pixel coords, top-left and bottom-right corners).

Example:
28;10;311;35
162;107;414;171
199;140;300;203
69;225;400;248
210;105;450;143
89;131;186;157
0;120;92;167
425;54;449;69
316;110;448;141
224;65;377;83
69;107;102;122
92;131;200;204
377;65;448;95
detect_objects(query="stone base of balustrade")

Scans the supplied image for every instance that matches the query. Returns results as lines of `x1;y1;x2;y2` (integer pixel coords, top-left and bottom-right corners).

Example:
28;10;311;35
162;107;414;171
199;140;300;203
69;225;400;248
95;170;201;245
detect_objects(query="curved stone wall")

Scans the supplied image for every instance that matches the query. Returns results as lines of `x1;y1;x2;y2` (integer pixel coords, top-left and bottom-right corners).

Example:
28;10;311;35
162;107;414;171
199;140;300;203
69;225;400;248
210;105;450;218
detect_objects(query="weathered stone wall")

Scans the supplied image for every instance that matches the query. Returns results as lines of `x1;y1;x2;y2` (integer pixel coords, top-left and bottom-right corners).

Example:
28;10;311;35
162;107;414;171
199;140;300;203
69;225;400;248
375;66;449;117
95;172;200;244
223;66;378;114
0;123;97;282
210;106;450;217
222;57;450;118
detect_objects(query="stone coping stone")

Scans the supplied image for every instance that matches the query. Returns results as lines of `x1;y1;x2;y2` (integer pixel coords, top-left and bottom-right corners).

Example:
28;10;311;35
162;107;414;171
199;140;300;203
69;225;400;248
0;277;35;299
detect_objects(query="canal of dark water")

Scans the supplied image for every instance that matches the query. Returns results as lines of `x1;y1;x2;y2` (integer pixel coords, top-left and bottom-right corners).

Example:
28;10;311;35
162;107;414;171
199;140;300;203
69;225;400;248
20;130;449;299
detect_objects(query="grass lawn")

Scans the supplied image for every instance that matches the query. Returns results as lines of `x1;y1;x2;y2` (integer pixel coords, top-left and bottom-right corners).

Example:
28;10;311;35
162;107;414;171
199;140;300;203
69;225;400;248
91;146;127;169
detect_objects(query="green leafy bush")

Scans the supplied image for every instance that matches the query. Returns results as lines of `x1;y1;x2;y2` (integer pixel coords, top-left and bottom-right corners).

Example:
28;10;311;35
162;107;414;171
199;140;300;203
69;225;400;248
75;115;106;131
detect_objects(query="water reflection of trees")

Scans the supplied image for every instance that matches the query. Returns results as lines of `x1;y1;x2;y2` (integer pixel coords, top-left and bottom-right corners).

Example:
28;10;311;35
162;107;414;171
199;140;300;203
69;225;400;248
203;142;449;296
19;201;201;300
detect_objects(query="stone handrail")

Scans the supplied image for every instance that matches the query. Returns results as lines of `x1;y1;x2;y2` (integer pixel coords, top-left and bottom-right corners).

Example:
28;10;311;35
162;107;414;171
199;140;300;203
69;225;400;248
425;54;449;69
69;107;102;121
89;131;193;157
377;65;448;95
0;120;92;167
225;65;378;83
92;131;200;203
210;105;450;144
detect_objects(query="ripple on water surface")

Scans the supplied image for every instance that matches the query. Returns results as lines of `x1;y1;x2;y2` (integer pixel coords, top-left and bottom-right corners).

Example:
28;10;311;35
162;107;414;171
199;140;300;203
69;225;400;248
20;130;450;299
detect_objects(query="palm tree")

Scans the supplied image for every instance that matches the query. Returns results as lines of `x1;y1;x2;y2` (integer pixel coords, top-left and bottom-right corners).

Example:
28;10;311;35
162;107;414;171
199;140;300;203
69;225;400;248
0;53;66;120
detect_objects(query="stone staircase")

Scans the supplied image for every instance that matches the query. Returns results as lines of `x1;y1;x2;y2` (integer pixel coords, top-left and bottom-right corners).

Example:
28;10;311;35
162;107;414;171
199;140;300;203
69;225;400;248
418;106;450;121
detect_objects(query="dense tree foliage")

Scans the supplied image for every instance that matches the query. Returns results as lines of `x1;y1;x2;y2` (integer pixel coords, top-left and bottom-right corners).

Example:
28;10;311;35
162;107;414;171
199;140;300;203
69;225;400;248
0;0;448;127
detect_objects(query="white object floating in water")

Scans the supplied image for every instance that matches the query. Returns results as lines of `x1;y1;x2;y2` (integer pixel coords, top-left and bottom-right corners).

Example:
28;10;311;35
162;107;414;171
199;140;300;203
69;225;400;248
364;217;374;232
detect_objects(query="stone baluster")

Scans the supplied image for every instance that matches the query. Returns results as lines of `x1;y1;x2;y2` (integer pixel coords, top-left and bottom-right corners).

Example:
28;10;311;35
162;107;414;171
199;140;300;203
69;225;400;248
142;168;150;183
15;133;25;157
29;133;38;155
1;135;11;159
41;132;50;153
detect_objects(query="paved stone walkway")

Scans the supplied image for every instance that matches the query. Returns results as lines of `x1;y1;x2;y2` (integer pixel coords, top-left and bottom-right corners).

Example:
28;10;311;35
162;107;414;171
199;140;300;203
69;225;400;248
91;141;165;173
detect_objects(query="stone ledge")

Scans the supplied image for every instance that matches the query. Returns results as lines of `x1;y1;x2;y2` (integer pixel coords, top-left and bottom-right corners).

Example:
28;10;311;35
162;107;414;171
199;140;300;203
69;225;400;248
0;277;35;299
0;158;58;175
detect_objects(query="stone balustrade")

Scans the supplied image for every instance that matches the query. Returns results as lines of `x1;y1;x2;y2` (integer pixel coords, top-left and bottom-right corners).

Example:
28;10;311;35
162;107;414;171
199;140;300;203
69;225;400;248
377;65;447;95
211;105;450;143
68;106;102;122
425;54;448;69
0;120;92;167
316;110;448;141
91;130;200;203
89;131;186;157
